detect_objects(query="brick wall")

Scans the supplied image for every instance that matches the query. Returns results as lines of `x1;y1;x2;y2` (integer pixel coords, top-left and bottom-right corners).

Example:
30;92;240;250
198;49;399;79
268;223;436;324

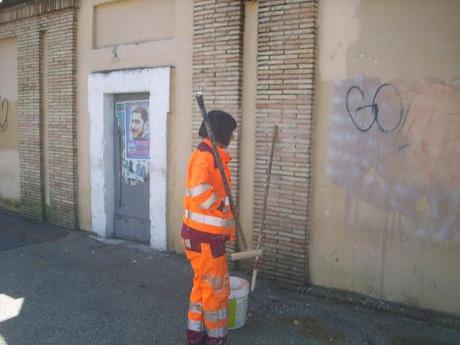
192;0;318;283
254;0;318;285
192;0;245;255
192;0;244;195
0;0;79;228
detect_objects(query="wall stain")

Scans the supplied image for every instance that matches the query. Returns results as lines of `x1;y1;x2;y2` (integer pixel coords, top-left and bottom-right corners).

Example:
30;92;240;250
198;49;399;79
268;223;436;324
288;316;347;345
328;78;460;243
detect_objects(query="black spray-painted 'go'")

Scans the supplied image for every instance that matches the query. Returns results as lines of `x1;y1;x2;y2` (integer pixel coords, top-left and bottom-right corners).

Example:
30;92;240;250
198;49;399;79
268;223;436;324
345;83;407;133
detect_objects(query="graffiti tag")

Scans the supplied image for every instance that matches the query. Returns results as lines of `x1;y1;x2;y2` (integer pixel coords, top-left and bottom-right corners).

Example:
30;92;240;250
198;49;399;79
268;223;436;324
0;94;9;131
345;83;407;133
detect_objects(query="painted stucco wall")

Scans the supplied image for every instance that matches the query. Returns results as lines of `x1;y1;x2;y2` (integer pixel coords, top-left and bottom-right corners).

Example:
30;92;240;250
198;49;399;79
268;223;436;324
0;37;20;202
78;0;258;253
311;0;460;314
240;1;258;251
77;0;192;252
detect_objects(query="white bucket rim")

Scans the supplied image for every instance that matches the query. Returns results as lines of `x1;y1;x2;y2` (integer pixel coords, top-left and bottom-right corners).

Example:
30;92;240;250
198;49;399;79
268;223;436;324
229;276;249;299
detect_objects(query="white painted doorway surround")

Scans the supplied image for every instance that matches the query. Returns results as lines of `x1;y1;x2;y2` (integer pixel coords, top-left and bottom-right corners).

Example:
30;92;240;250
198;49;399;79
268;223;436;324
88;67;171;250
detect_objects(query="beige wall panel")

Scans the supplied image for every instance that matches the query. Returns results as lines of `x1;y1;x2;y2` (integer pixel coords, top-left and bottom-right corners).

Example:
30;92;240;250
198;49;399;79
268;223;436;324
0;37;18;99
0;37;19;200
78;0;192;253
312;0;460;314
239;1;258;251
0;101;17;149
0;37;18;149
93;0;175;48
0;149;20;200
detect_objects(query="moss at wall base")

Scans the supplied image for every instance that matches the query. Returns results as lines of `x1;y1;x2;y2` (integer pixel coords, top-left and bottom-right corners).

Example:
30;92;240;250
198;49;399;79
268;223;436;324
0;197;20;212
45;204;59;224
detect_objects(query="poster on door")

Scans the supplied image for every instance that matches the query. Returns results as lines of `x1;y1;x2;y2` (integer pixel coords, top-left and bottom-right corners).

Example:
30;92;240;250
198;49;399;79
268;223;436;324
116;100;150;185
125;100;150;160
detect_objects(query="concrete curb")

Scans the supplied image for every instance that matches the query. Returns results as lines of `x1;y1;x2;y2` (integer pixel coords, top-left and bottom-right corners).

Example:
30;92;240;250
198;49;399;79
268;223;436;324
275;282;460;330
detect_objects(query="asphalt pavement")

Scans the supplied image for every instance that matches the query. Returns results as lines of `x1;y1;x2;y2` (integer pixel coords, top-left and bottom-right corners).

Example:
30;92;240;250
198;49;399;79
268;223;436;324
0;211;459;345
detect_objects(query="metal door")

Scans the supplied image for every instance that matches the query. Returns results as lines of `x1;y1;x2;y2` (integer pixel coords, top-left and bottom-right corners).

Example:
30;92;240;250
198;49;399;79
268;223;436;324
114;93;150;243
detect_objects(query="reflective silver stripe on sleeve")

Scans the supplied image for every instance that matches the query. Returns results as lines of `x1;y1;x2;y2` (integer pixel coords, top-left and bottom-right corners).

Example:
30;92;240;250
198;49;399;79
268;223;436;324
206;326;228;338
184;210;234;228
186;183;212;197
188;320;204;332
189;302;203;314
204;307;227;322
200;193;218;210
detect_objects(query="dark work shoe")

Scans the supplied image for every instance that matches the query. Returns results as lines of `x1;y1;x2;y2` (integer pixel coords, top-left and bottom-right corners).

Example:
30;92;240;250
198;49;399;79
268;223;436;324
206;336;229;345
186;330;207;345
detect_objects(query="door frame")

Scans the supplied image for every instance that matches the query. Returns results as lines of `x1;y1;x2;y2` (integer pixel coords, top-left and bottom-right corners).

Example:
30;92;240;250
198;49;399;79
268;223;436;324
88;67;171;250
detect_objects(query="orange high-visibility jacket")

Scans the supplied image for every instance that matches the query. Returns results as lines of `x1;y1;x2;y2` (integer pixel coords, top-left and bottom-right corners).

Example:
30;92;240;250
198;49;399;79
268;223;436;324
183;139;235;238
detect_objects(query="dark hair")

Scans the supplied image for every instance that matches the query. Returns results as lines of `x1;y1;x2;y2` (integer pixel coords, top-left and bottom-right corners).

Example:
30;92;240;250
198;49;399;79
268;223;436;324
132;107;148;123
199;110;237;147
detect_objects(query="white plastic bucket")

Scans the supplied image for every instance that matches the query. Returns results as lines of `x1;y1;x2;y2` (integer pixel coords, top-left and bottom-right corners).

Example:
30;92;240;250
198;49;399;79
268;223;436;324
228;276;249;330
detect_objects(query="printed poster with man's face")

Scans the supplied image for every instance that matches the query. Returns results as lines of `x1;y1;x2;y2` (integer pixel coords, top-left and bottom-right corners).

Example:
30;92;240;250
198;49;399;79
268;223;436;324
116;100;150;185
125;100;150;160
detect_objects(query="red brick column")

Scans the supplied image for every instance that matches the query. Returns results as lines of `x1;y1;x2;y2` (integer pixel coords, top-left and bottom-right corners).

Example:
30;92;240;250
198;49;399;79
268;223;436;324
254;0;318;285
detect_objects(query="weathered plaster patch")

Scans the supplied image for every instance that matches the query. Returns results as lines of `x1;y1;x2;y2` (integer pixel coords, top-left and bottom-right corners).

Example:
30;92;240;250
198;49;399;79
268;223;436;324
0;149;20;200
88;67;171;250
327;78;460;242
318;0;361;81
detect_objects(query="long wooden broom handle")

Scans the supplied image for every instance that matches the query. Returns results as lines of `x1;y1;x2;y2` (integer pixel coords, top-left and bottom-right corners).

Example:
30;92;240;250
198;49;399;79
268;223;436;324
256;125;278;250
195;93;248;250
251;125;278;291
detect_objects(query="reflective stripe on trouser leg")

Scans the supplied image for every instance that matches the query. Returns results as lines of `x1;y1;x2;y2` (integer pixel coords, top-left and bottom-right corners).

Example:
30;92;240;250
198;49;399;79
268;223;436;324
207;326;228;338
184;243;205;335
189;302;203;314
204;306;228;339
188;302;204;332
185;242;229;341
199;244;229;340
187;319;204;332
204;307;227;322
188;301;204;332
204;314;228;339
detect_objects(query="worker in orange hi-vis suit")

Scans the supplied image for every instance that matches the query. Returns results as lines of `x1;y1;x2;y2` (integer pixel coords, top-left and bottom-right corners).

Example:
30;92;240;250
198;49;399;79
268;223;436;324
182;110;237;345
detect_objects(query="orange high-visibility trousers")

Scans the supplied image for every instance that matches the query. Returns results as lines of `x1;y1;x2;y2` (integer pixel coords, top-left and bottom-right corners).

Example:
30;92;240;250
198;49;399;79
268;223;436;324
184;239;230;345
